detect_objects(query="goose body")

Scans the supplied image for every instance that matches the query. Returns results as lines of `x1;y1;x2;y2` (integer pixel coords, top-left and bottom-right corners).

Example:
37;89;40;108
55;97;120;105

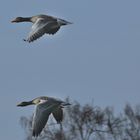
17;96;71;137
11;14;72;43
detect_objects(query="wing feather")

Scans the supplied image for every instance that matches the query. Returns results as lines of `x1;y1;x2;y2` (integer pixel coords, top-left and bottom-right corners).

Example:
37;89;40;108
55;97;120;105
25;18;57;43
32;101;58;137
52;107;63;123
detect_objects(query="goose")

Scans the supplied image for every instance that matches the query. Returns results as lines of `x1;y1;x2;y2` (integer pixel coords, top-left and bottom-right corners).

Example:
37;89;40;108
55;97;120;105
11;14;72;43
17;96;71;137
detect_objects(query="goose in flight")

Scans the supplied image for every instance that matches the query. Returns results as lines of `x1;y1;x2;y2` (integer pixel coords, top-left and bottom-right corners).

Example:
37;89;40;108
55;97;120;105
17;96;71;137
11;14;72;43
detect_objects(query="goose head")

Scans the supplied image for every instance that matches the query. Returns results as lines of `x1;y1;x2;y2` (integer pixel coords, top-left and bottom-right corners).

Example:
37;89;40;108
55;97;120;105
11;17;31;23
17;97;48;107
17;101;34;107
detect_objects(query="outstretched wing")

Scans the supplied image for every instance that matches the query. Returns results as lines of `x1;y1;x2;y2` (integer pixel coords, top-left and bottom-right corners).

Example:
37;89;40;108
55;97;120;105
52;107;63;123
24;18;57;43
32;101;58;137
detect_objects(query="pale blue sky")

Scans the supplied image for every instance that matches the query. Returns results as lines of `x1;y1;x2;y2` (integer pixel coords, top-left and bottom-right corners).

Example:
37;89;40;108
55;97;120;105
0;0;140;139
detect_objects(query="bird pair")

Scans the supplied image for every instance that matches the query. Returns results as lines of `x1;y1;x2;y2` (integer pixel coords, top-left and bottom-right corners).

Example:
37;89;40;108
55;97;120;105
13;14;72;137
11;14;72;43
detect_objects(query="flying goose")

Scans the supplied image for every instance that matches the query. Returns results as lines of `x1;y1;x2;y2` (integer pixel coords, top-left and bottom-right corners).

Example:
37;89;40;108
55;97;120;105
17;96;71;137
11;14;72;43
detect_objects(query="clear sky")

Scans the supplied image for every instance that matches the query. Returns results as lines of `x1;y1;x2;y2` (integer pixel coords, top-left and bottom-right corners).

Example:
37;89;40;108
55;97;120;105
0;0;140;139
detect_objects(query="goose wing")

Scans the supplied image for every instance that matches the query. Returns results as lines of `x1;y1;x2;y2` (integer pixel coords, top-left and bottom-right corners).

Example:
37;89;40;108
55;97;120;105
47;26;60;35
25;18;57;43
32;101;58;137
52;107;63;123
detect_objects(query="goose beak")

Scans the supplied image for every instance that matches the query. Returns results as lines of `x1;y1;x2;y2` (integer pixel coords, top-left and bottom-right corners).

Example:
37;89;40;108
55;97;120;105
17;102;24;106
11;19;16;23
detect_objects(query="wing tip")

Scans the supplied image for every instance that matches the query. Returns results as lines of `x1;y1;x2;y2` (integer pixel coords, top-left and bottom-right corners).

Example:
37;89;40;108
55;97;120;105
32;130;39;137
23;38;32;43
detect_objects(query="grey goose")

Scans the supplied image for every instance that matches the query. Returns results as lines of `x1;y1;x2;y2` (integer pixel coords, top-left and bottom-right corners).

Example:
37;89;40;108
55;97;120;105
17;96;71;137
11;14;72;43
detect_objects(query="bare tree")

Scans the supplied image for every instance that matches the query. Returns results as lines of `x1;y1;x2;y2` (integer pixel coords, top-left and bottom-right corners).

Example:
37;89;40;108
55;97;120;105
20;99;140;140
